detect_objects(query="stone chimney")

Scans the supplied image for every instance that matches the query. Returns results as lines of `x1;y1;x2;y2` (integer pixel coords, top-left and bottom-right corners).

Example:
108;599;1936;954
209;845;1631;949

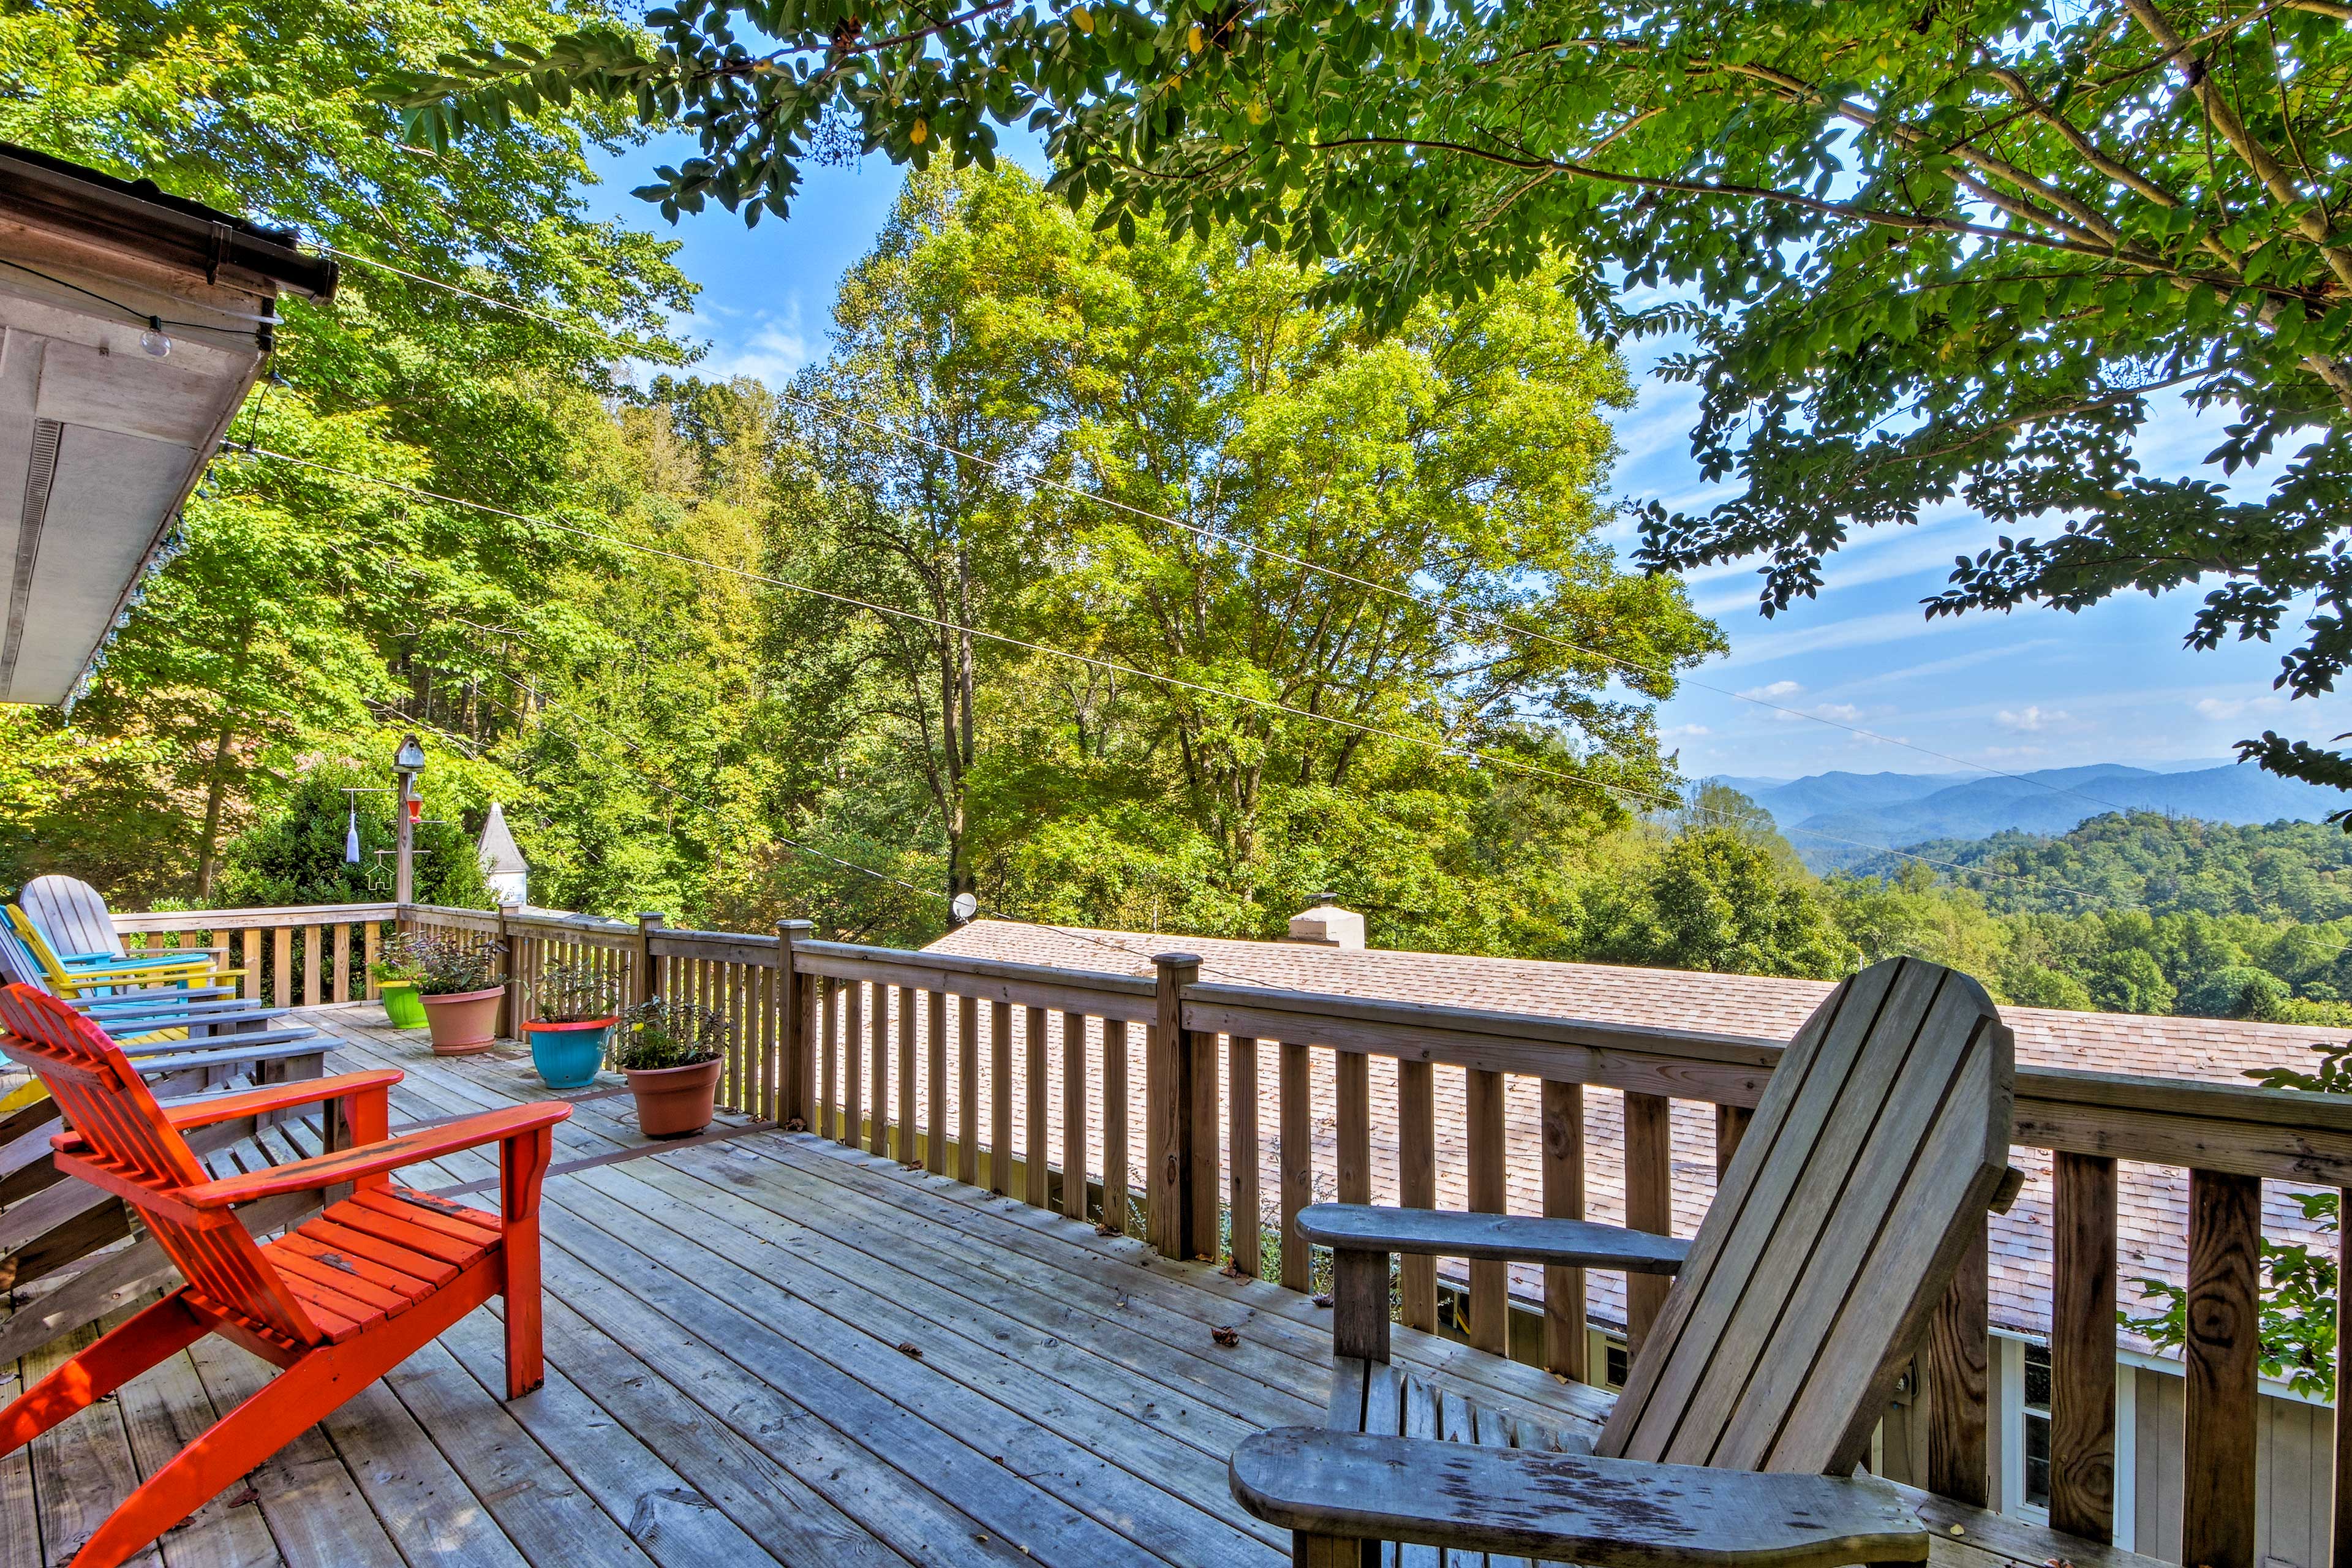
1285;894;1365;949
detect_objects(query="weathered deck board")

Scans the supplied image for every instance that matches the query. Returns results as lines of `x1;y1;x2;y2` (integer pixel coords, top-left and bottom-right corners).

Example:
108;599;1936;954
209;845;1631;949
10;1004;2168;1568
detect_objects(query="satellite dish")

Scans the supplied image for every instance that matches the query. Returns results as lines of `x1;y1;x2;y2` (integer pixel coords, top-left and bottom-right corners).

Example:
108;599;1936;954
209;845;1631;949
949;892;979;924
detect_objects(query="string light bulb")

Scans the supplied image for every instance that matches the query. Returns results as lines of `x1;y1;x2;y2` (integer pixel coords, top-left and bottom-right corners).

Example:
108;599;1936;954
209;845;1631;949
140;315;171;358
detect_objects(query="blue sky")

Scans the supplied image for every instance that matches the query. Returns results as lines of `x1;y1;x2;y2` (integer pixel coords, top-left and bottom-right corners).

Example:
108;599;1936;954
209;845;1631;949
580;135;2328;785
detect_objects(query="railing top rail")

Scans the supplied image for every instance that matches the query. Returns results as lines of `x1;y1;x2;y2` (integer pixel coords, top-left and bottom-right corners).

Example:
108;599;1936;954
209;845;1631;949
111;902;399;933
649;928;779;965
793;937;1156;1020
502;908;637;941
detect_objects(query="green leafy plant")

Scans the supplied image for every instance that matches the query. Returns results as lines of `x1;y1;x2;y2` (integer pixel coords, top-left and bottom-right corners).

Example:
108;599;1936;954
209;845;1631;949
375;931;506;997
2125;1042;2346;1398
530;957;620;1023
609;997;729;1072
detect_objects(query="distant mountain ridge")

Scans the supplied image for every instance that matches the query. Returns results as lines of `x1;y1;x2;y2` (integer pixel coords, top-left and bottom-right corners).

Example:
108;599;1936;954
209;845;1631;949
1715;761;2343;872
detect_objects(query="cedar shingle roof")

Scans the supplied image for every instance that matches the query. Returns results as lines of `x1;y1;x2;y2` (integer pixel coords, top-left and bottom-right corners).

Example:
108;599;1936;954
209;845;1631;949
924;919;2343;1355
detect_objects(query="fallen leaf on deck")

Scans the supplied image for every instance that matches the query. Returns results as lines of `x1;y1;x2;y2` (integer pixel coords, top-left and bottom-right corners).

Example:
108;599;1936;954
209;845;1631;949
895;1341;924;1359
1312;1292;1333;1308
1212;1325;1240;1347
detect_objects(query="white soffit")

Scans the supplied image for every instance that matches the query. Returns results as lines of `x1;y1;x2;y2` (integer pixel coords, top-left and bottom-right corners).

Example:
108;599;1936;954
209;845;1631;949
0;143;335;707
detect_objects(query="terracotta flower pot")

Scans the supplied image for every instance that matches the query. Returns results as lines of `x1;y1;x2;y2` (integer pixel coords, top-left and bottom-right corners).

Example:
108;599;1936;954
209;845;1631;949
526;1018;616;1089
418;986;504;1056
624;1056;722;1139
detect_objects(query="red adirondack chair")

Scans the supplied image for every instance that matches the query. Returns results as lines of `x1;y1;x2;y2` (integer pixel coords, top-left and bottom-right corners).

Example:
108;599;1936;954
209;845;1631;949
0;983;570;1568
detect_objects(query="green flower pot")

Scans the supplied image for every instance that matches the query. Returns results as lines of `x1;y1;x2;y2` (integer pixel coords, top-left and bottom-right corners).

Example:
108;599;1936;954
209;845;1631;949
380;982;427;1030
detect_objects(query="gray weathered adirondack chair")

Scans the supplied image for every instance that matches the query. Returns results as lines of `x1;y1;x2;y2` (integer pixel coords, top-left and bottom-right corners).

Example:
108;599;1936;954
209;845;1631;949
1231;955;2015;1568
20;873;134;962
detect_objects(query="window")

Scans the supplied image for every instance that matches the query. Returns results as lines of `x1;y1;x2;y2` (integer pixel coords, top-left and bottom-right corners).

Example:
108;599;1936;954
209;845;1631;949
1604;1340;1629;1389
2021;1343;2052;1510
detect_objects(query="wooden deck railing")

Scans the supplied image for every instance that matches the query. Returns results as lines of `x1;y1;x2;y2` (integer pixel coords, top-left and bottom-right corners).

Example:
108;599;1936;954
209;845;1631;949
110;899;2352;1568
114;902;398;1008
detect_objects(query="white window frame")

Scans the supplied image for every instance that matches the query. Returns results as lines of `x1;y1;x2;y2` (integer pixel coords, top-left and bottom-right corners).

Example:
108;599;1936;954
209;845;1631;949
1997;1333;2136;1550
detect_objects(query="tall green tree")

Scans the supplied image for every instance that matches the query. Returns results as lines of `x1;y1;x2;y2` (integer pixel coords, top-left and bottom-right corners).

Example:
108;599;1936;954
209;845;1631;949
0;0;695;900
393;0;2352;812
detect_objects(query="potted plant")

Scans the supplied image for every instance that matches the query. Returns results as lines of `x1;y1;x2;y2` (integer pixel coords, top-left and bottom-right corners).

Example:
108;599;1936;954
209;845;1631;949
609;997;728;1138
368;933;431;1030
407;933;508;1056
524;958;620;1089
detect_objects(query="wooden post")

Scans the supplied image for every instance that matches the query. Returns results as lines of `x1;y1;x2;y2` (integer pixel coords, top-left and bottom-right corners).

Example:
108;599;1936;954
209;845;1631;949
1928;1215;1991;1507
496;904;521;1041
870;986;892;1158
393;769;417;905
1148;953;1202;1259
1279;1040;1311;1293
2051;1152;2117;1544
1466;1068;1507;1355
1398;1059;1436;1332
2336;1185;2351;1568
929;990;949;1176
896;986;918;1164
959;995;980;1186
778;921;813;1129
842;983;864;1149
1715;1104;1751;1177
2184;1169;2261;1568
633;913;665;1008
1229;1036;1260;1275
1061;1011;1087;1219
1025;1005;1049;1205
990;998;1012;1196
1335;1050;1370;1205
1543;1079;1588;1381
1624;1091;1673;1360
1101;1018;1128;1234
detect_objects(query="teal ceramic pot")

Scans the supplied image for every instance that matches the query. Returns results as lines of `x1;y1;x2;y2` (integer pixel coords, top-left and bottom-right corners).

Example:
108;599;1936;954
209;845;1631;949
527;1018;616;1088
380;982;428;1030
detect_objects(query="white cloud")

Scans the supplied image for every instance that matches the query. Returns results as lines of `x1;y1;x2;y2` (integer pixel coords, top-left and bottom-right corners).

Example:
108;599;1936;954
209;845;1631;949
1739;680;1803;701
1659;723;1711;741
697;306;811;387
1984;745;2048;759
1996;706;2071;733
1815;703;1864;723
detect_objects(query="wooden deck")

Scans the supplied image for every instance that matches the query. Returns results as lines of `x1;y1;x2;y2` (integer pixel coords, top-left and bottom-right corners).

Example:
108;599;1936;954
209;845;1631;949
6;1003;2157;1568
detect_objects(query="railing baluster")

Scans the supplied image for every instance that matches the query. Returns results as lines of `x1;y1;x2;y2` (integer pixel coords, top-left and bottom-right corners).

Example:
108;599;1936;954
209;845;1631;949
821;978;841;1141
2185;1168;2262;1568
1336;1049;1370;1207
2051;1152;2118;1543
928;990;949;1175
958;994;979;1185
869;982;891;1158
1542;1077;1587;1381
1062;1011;1088;1221
303;924;322;1007
1229;1035;1260;1275
1398;1059;1436;1332
243;928;262;1003
1624;1091;1673;1359
896;984;918;1163
332;922;352;1004
1102;1019;1128;1235
990;998;1012;1196
845;981;867;1150
2336;1183;2351;1568
362;921;381;1000
1026;1004;1050;1207
1928;1215;1990;1507
1466;1068;1507;1355
1279;1039;1311;1293
272;927;292;1009
1716;1104;1751;1175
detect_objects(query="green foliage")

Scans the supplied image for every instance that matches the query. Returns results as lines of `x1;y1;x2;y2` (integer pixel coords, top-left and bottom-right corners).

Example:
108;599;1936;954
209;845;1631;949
375;930;505;995
1583;824;1856;979
611;997;729;1070
530;957;622;1023
2129;1043;2350;1400
212;761;490;910
388;0;2352;807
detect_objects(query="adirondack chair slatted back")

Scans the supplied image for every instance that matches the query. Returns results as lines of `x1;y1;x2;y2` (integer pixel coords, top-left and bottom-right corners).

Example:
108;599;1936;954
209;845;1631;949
1596;956;2012;1477
0;921;47;991
0;986;323;1349
21;875;126;961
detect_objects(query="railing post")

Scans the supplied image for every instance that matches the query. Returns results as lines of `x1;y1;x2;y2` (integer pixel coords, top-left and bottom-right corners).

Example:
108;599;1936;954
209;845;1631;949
778;920;814;1131
633;912;665;1008
2051;1152;2118;1543
1148;952;1202;1260
1928;1215;1991;1507
2185;1168;2261;1568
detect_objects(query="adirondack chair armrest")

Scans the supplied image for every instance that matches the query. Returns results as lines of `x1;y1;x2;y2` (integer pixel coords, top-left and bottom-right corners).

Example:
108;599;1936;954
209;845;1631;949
160;1070;405;1132
1230;1430;1930;1568
176;1102;572;1209
1298;1202;1691;1271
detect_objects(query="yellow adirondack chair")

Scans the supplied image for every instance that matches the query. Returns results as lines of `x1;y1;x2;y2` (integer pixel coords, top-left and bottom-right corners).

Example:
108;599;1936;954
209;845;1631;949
6;906;239;999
